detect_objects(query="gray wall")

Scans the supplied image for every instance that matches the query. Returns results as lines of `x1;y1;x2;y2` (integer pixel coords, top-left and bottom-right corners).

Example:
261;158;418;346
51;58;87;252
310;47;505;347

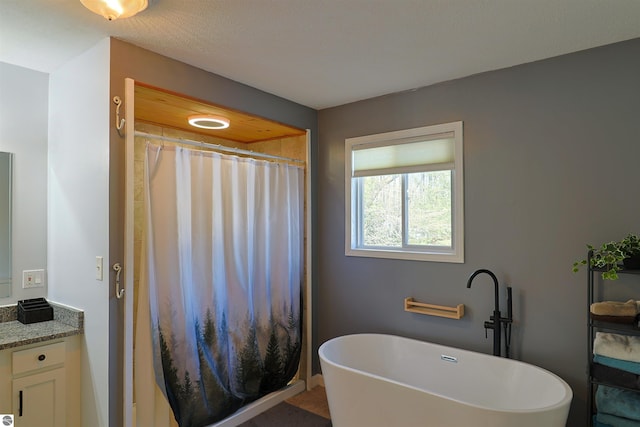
316;38;640;426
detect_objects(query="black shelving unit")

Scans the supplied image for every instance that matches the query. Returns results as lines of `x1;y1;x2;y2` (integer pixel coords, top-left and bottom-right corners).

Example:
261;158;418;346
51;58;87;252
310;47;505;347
587;251;640;426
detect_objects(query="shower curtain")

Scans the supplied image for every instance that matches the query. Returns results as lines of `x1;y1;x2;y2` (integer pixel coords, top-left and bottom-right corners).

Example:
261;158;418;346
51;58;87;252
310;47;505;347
135;142;304;427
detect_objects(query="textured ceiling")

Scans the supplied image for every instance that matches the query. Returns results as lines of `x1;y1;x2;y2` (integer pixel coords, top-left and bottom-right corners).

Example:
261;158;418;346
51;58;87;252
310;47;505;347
2;0;640;109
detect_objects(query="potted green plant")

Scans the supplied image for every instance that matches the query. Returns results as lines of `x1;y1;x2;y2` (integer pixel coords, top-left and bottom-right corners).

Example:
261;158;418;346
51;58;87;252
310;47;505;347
573;233;640;280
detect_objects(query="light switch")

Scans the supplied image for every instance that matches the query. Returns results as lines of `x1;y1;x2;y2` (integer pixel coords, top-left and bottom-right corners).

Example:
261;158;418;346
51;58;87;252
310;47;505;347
96;256;103;281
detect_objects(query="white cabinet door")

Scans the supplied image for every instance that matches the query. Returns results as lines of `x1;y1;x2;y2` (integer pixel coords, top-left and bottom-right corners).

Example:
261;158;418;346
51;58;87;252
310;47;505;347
12;367;66;427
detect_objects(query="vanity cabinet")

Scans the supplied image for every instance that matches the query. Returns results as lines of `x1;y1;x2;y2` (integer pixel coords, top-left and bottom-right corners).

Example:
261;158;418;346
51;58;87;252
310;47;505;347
0;336;81;427
587;252;640;426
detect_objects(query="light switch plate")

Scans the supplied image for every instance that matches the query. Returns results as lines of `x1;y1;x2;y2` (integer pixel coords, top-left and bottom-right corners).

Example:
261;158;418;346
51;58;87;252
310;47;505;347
22;269;45;288
96;256;103;281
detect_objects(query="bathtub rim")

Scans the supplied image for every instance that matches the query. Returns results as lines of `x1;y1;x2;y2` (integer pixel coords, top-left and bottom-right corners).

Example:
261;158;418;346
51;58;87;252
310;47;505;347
319;333;573;415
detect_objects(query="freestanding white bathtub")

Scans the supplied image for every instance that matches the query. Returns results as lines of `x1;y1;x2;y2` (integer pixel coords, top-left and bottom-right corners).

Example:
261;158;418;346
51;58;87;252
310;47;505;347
319;334;572;427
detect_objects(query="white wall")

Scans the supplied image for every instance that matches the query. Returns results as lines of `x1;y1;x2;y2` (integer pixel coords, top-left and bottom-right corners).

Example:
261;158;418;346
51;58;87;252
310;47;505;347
48;38;111;427
0;62;48;302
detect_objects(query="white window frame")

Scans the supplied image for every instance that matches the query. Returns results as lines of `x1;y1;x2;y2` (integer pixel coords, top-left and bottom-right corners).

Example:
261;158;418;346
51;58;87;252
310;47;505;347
345;121;464;263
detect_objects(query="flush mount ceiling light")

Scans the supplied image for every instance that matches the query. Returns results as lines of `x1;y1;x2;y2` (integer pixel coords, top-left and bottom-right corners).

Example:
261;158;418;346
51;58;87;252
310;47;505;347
188;115;230;130
80;0;149;21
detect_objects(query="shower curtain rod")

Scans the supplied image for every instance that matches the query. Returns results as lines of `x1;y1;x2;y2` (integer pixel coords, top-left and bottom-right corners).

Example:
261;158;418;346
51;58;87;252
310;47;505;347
134;131;305;164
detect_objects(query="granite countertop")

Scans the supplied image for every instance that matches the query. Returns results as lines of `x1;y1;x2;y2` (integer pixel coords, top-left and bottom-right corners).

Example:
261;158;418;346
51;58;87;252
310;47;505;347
0;301;84;350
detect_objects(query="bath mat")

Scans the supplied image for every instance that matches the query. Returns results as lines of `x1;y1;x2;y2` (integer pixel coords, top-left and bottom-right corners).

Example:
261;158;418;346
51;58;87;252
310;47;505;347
238;402;332;427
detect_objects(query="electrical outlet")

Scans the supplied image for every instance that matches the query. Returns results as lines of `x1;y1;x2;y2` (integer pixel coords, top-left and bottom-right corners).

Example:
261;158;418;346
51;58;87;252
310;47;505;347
22;269;45;288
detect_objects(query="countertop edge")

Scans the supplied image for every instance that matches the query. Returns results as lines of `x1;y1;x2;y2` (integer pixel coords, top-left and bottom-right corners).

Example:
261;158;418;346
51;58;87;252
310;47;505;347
0;322;82;350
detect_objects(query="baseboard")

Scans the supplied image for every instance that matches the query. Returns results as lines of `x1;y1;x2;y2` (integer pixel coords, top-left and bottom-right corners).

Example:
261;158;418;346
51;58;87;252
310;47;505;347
211;379;306;427
308;373;324;389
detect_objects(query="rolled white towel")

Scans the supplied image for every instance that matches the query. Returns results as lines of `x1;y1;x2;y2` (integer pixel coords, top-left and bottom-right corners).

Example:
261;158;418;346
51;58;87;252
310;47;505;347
594;332;640;363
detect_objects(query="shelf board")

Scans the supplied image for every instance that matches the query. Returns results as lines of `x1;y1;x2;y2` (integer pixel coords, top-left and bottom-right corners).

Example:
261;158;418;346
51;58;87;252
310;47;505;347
589;377;640;394
590;320;640;336
403;298;464;319
590;266;640;275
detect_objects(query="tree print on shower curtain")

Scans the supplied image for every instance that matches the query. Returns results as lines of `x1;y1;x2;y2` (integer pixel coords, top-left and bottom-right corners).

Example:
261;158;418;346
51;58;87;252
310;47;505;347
142;142;304;427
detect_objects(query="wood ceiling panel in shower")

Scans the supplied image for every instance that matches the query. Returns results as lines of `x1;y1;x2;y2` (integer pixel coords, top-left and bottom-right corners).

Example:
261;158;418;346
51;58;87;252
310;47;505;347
134;83;306;144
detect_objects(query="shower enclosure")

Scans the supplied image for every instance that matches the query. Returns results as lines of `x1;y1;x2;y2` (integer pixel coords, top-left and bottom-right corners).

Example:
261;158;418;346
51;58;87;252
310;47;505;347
120;79;312;427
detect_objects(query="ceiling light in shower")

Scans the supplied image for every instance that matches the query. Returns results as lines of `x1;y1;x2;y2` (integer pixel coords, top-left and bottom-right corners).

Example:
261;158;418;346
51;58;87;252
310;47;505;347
188;115;230;130
80;0;149;21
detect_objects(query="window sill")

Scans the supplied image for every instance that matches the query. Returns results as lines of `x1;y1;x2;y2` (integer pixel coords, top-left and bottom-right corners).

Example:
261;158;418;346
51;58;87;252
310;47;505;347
345;247;464;263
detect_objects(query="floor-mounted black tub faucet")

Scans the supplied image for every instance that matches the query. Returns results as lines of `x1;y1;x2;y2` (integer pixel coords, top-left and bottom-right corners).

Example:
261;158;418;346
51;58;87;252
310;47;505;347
466;269;513;357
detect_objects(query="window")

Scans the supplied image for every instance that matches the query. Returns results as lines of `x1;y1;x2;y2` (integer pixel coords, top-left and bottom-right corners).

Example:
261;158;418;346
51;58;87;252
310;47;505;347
345;121;463;262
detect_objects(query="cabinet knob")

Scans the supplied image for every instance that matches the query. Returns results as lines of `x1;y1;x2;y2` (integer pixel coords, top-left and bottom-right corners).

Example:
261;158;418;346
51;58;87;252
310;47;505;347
38;354;46;361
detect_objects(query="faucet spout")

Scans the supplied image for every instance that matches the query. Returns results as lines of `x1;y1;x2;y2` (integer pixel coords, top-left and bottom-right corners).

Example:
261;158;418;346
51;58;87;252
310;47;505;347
466;269;500;314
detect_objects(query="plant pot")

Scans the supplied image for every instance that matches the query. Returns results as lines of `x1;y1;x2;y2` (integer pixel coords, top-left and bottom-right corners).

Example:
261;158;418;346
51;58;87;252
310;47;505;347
623;254;640;270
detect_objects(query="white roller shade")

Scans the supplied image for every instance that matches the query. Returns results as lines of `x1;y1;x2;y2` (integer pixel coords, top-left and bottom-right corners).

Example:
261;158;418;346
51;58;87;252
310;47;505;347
352;133;454;177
